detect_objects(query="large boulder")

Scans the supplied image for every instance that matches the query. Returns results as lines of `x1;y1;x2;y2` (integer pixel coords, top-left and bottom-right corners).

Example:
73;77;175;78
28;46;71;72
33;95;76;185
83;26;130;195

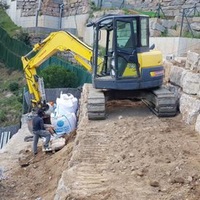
181;71;200;95
179;93;200;125
169;65;188;87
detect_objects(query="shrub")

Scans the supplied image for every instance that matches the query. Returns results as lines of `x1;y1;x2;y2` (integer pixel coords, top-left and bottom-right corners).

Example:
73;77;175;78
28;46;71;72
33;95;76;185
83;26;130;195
14;30;31;45
0;110;6;122
39;65;79;88
9;82;19;91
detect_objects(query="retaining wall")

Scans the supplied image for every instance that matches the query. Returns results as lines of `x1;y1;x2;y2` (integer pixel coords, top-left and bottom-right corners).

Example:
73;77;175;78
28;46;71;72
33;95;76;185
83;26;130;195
150;37;200;57
164;51;200;133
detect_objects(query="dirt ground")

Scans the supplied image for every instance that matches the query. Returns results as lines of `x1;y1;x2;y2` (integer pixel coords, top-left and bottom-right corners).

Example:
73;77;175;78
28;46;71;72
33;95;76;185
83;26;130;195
1;98;200;200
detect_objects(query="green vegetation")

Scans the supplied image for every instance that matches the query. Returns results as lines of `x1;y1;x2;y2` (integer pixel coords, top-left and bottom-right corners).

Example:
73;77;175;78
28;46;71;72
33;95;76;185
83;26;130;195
0;95;23;125
182;31;200;39
9;82;19;92
182;31;194;38
89;0;100;11
161;29;168;37
139;11;158;18
39;65;79;88
97;45;106;57
0;8;30;126
0;110;6;123
0;7;31;45
14;30;31;45
122;8;157;18
0;64;24;126
0;7;20;36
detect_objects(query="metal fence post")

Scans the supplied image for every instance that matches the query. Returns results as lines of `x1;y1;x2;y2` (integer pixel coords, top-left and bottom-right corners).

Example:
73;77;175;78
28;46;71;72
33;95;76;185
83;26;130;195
180;9;185;37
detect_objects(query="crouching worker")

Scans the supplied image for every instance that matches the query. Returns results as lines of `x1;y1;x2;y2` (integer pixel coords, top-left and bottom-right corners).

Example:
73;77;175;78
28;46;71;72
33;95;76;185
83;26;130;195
32;108;52;155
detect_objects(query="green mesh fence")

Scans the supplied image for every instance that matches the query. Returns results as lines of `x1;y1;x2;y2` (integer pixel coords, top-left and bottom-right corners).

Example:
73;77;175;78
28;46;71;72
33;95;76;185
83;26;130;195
0;26;92;86
0;27;31;70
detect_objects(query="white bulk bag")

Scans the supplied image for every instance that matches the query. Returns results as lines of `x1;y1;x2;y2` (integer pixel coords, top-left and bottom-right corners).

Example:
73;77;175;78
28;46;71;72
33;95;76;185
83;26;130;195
51;113;77;135
60;93;78;112
56;93;78;116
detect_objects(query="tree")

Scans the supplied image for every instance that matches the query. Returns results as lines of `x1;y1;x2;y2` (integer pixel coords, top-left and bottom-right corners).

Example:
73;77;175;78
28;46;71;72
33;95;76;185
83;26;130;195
39;65;79;88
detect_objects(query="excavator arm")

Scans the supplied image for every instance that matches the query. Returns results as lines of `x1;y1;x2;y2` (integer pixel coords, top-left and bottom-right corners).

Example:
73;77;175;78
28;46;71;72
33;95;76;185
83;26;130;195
21;31;95;108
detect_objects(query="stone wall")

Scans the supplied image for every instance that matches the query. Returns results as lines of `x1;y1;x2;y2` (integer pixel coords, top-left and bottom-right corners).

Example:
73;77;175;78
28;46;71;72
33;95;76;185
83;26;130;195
62;0;89;16
164;51;200;133
17;0;38;17
5;0;200;38
95;0;200;17
16;0;89;17
11;0;200;18
150;17;200;37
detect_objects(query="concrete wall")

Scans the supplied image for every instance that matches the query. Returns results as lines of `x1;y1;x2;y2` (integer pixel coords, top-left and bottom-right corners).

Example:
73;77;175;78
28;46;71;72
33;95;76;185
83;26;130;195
5;0;18;24
61;14;89;36
6;3;60;29
150;37;200;58
37;15;60;29
8;15;60;29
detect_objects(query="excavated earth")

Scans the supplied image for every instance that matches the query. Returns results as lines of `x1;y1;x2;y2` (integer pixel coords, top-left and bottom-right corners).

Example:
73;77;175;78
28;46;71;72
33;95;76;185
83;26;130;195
1;84;200;200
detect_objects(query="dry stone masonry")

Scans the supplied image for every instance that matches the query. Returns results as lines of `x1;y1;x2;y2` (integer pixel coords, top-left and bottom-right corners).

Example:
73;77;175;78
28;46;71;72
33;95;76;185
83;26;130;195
100;0;200;18
150;16;200;37
62;0;89;16
6;0;200;37
16;0;89;17
97;0;200;17
164;51;200;133
13;0;200;18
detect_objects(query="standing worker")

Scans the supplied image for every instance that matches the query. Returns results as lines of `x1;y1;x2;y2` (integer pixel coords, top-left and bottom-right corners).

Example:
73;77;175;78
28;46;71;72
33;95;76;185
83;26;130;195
32;108;52;155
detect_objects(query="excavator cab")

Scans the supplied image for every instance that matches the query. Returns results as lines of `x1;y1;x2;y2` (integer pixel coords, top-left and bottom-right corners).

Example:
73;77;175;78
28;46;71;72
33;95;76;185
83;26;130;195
89;15;164;90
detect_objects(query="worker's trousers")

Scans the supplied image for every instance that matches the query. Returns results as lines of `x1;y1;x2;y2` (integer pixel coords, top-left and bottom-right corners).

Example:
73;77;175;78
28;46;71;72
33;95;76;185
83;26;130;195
32;130;51;154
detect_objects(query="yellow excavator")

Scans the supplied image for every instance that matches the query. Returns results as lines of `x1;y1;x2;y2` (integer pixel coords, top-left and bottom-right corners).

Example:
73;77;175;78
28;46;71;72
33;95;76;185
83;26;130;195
21;14;178;119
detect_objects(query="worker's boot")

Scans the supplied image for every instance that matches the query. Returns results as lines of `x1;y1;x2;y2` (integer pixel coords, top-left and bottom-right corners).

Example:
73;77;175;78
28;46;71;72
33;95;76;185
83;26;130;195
42;144;52;152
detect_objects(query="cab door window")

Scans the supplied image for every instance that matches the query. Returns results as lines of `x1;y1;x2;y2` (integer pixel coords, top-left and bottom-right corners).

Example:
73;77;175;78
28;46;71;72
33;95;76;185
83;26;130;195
140;18;148;47
116;20;138;78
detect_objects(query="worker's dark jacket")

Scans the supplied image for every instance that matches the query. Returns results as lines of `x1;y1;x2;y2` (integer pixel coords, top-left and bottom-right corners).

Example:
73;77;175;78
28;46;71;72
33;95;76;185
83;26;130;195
32;116;45;131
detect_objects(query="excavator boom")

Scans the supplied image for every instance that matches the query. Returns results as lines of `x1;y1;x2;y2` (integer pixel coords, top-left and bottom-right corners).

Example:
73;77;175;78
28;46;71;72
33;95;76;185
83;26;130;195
22;31;94;107
22;31;93;71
